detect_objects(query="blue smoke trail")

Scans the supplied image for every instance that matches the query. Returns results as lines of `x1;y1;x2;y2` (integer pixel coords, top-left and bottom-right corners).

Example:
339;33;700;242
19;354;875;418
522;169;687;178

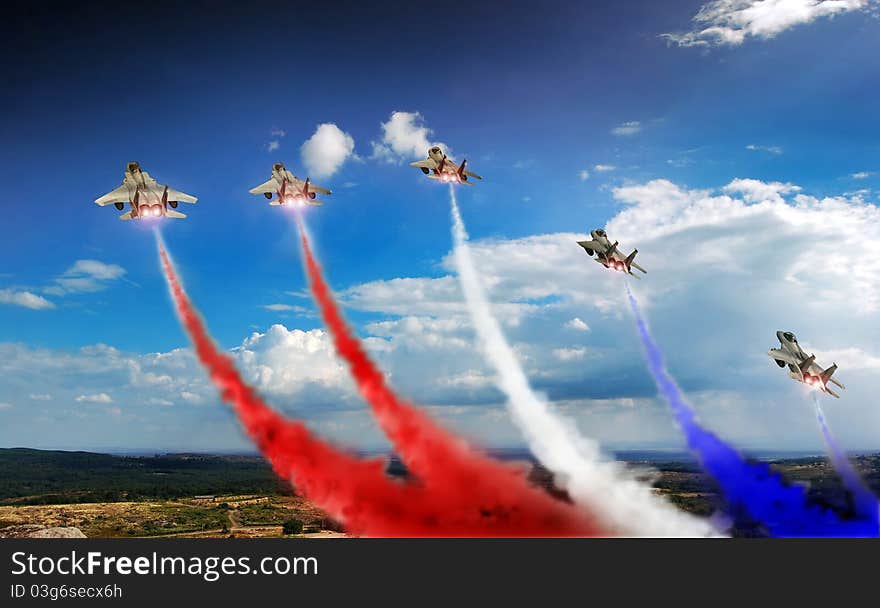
813;394;880;524
625;283;878;537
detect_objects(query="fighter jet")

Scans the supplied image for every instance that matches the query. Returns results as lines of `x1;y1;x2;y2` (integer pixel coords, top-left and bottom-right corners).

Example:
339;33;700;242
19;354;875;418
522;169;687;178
410;146;482;185
577;229;646;278
94;162;197;220
768;331;845;398
248;163;331;206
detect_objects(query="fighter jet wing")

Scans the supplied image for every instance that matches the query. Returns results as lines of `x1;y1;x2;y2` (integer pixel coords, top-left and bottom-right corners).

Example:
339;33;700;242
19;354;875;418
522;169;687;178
95;184;130;206
577;239;604;255
165;186;197;204
410;159;437;170
768;348;800;365
306;182;331;195
249;178;279;195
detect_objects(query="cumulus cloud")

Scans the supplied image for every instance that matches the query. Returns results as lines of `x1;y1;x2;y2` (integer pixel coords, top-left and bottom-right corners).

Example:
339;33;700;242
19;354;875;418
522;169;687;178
45;260;126;296
4;176;880;451
345;176;880;447
612;121;642;136
234;325;354;404
579;170;591;181
300;123;356;178
663;0;870;47
567;317;590;331
0;288;55;310
723;177;800;204
594;164;617;172
370;111;447;162
851;171;873;179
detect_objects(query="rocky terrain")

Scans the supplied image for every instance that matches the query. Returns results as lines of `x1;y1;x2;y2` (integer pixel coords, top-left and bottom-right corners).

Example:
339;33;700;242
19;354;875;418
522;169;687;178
0;524;85;538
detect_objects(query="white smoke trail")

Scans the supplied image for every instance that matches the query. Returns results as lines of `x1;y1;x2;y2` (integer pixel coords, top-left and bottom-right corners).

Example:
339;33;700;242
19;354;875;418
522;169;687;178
448;186;720;536
812;394;879;521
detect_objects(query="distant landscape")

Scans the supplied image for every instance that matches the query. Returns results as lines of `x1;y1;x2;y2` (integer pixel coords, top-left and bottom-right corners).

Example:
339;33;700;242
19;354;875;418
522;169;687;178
0;448;877;538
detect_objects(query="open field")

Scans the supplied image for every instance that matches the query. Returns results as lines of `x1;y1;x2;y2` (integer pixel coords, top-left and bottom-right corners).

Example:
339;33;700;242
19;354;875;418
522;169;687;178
1;448;878;537
0;495;341;538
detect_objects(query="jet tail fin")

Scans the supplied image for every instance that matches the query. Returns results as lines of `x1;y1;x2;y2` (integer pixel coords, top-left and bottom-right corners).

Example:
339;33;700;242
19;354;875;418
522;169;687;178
820;364;843;389
820;363;837;382
624;249;638;267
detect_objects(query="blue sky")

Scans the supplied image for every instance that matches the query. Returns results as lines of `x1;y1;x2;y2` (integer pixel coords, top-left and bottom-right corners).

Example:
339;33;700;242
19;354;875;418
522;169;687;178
1;1;879;453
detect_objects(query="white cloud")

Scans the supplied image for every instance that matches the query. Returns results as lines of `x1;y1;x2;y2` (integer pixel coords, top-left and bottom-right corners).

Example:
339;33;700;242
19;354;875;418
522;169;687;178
75;393;114;404
553;347;588;361
579;170;591;181
594;164;617;172
0;288;55;310
29;394;52;400
234;325;354;402
262;304;296;311
267;127;285;152
566;317;590;331
851;171;873;179
746;144;783;155
0;403;13;410
370;111;447;162
180;391;204;404
300;123;356;179
66;260;124;281
611;121;642;136
261;303;311;315
45;260;126;296
664;0;870;47
723;177;800;204
809;347;880;371
5;176;880;451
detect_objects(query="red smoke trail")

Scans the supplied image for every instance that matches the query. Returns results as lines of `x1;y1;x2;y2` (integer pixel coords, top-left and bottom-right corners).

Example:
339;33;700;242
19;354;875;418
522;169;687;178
295;220;603;536
159;238;596;536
